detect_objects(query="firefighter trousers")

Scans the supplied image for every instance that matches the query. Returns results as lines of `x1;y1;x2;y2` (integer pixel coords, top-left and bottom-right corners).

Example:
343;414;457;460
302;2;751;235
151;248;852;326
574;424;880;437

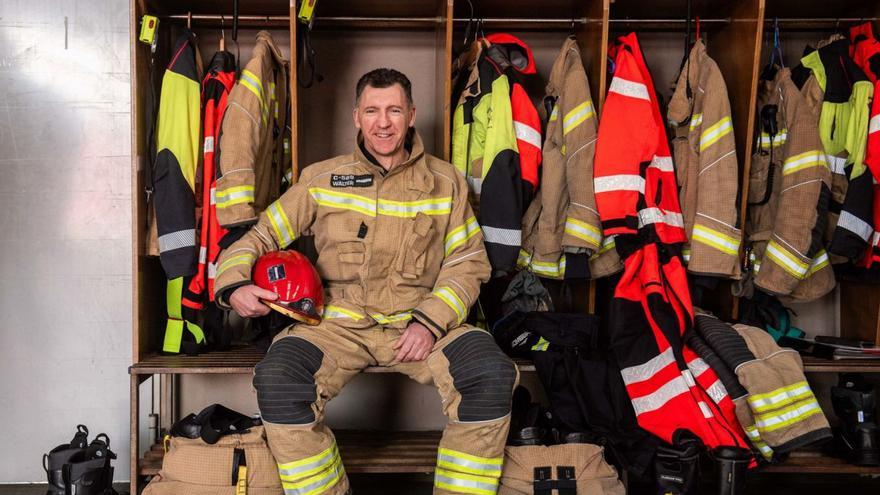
254;318;519;495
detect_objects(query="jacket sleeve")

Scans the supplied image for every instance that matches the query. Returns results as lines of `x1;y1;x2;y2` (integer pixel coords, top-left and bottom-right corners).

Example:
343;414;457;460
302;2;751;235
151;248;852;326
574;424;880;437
215;65;269;228
559;63;602;254
213;168;318;308
413;173;492;338
689;66;742;277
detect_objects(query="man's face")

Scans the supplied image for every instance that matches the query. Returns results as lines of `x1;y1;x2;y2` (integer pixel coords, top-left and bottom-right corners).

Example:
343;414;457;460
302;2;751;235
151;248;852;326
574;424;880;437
353;84;416;162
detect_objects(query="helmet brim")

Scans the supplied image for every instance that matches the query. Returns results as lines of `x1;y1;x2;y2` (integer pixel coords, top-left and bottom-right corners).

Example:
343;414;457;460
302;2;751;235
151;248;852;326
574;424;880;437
264;300;322;326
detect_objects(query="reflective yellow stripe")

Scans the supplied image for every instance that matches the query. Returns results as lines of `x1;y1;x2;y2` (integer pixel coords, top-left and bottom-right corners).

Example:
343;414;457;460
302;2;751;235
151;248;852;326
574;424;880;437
278;443;337;477
747;381;813;413
682;248;691;263
281;459;345;495
530;257;566;278
562;101;594;135
564;217;602;246
765;240;809;279
436;448;503;477
759;130;788;149
590;236;616;260
754;398;823;433
445;216;481;255
689;113;703;130
434;287;467;323
370;311;413;324
323;305;364;320
808;250;829;276
215;185;255;209
216;253;255;276
744;425;774;460
517;249;532;269
267;201;296;248
699;116;732;151
783;150;827;175
531;337;549;351
691;224;740;255
309;187;377;216
377;197;452;217
240;69;268;124
549;104;558;121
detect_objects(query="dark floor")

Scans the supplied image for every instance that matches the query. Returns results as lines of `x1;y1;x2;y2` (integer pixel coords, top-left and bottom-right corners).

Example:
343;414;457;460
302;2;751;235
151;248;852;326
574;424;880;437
3;473;879;494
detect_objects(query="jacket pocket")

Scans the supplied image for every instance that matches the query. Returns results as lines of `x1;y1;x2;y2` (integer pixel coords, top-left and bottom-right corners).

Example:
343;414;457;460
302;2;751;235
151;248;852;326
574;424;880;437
395;213;434;280
324;241;364;282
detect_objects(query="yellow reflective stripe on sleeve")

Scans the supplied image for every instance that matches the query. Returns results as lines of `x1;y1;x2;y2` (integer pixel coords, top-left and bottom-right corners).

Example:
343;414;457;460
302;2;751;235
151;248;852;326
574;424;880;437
517;249;532;269
689;113;703;130
754;398;824;433
744;425;774;460
691;224;740;256
240;69;268;124
370;311;413;324
437;448;503;477
309;187;377;216
549;104;558;121
323;305;364;320
434;287;467;323
747;381;814;413
699;116;732;152
435;468;498;495
590;236;616;260
564;217;602;246
216;253;256;276
765;240;809;279
808;250;829;276
277;443;338;479
267;201;296;248
377;197;453;217
531;337;550;351
562;101;594;135
782;150;827;175
530;256;566;278
682;248;691;263
445;216;482;255
215;185;255;209
759;131;788;149
281;458;345;495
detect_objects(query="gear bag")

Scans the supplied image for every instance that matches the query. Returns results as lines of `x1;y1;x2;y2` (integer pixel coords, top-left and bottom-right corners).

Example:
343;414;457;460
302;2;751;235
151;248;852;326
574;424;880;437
498;443;625;495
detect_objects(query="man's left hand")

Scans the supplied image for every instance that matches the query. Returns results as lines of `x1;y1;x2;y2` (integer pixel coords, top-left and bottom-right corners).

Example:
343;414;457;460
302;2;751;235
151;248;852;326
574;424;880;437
393;321;436;362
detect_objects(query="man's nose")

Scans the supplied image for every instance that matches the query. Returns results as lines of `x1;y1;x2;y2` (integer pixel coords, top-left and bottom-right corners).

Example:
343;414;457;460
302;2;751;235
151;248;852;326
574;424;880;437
377;111;391;127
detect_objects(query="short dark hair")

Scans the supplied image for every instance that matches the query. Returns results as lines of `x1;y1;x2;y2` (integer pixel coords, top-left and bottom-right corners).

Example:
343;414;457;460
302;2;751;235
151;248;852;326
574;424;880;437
355;68;413;106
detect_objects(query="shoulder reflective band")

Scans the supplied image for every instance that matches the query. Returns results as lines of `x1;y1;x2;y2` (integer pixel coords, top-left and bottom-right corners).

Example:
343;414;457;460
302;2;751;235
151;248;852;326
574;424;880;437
239;69;268;125
608;77;650;101
163;277;205;353
699;116;732;152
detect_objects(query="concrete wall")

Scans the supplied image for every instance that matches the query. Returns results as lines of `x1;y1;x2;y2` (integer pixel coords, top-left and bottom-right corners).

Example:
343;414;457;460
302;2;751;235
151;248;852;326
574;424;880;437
0;0;131;482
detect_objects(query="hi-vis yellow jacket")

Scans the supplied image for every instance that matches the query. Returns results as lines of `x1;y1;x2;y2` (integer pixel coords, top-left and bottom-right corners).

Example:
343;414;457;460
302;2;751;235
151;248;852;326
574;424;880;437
214;132;491;338
668;40;742;279
215;31;290;228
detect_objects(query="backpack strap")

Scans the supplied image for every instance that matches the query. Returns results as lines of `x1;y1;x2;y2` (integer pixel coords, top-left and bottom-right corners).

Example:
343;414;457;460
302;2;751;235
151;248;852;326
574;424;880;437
196;404;261;445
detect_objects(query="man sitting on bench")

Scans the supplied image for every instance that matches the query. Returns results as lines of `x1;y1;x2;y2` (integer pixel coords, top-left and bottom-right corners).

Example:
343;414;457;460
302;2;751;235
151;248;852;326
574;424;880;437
214;68;518;495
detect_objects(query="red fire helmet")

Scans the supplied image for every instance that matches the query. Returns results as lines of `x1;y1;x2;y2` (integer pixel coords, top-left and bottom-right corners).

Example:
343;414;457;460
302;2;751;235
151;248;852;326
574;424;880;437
252;250;324;325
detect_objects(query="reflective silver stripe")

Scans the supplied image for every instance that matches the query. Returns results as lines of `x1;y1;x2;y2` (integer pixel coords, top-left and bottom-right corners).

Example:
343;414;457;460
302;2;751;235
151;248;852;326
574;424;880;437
649;155;674;173
705;379;729;404
564;217;602;244
482;226;520;246
594;174;645;194
870;114;880;135
631;375;689;415
563;101;594;134
838;211;873;242
203;136;214;153
158;229;196;253
687;357;710;378
377;198;453;217
268;203;296;247
199;246;207;264
698;401;714;418
207;262;217;279
278;444;339;479
467;176;483;195
609;77;650;100
209;187;216;205
309;188;377;216
436;448;503;477
747;382;812;413
514;121;542;149
638;207;684;229
689;113;703;130
826;154;847;175
755;400;822;432
621;347;676;385
281;462;345;495
434;469;498;495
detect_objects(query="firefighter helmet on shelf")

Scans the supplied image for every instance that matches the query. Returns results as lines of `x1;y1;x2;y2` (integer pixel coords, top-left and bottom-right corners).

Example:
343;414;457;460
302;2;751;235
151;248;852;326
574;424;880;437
252;250;324;325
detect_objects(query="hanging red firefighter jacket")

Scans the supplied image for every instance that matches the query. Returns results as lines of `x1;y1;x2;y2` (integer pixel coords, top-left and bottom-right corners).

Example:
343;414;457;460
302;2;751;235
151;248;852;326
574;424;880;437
183;51;236;313
594;32;749;451
152;30;205;353
850;24;880;269
452;34;541;273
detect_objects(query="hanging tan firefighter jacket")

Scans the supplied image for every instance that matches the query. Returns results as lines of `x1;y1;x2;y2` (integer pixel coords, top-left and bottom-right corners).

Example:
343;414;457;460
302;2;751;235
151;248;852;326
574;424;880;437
747;67;835;302
214;131;491;339
519;37;619;280
667;40;742;279
215;31;290;229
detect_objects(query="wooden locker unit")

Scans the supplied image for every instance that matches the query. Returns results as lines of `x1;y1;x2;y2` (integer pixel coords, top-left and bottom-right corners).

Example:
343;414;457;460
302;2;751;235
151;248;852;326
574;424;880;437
129;0;880;492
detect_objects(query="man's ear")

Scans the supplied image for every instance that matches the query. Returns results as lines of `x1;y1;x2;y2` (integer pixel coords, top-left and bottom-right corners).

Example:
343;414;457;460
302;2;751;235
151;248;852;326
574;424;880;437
353;107;361;130
408;105;416;128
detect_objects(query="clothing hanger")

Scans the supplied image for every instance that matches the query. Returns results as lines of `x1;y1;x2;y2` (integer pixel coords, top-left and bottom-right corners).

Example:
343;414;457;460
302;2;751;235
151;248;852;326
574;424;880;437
219;15;226;52
186;11;192;30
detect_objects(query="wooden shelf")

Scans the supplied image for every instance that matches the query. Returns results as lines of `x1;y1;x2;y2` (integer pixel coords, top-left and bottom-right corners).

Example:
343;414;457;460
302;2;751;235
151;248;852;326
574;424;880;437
801;356;880;374
761;448;880;475
139;430;444;476
129;345;536;375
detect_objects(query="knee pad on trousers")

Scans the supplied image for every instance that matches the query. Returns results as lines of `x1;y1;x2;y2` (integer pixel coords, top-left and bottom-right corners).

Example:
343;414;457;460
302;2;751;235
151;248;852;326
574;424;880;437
253;337;324;424
443;330;517;422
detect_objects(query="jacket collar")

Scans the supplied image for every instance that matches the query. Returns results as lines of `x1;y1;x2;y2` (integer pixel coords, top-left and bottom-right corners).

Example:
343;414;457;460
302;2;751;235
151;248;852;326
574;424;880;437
355;130;433;194
256;30;287;66
546;37;580;96
667;40;707;126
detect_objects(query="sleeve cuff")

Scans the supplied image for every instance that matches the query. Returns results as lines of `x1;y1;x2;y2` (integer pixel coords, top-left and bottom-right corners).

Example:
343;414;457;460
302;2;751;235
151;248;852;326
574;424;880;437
412;309;447;339
214;281;251;310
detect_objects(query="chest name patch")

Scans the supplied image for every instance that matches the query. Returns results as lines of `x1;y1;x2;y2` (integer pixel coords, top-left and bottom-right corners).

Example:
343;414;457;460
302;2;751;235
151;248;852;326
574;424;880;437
331;174;374;188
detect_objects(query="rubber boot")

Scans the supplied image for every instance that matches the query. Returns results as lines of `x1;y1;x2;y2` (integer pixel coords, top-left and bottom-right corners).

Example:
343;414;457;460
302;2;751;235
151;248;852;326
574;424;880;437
43;425;89;495
831;374;880;466
710;446;751;495
63;433;118;495
654;433;702;495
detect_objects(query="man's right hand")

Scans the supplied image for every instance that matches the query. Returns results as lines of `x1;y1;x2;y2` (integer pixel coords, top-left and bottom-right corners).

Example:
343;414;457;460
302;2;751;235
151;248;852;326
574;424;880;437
229;285;279;318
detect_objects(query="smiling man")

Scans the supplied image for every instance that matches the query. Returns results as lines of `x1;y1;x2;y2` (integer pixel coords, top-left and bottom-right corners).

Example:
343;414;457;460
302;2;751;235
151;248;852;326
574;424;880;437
213;68;518;495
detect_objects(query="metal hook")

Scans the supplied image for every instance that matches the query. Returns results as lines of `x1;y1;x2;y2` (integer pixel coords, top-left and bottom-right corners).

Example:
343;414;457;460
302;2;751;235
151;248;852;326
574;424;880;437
220;15;226;51
187;11;192;30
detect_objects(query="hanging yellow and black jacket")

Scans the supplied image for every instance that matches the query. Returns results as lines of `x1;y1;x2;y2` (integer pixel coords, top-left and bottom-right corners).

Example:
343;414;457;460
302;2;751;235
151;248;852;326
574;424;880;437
152;30;205;352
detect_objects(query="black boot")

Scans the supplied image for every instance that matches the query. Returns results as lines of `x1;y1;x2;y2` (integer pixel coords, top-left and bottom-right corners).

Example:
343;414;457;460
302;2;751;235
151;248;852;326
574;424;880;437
831;374;880;466
654;432;702;495
62;433;118;495
43;425;89;495
710;446;751;495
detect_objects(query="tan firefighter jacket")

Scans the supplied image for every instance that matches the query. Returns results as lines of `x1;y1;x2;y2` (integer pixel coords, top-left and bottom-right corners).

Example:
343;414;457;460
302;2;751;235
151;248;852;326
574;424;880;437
213;132;491;338
519;37;620;279
747;68;835;302
667;40;742;279
215;31;290;228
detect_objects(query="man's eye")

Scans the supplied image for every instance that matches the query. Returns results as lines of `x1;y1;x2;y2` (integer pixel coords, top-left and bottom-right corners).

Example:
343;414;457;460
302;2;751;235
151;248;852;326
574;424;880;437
391;109;402;114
